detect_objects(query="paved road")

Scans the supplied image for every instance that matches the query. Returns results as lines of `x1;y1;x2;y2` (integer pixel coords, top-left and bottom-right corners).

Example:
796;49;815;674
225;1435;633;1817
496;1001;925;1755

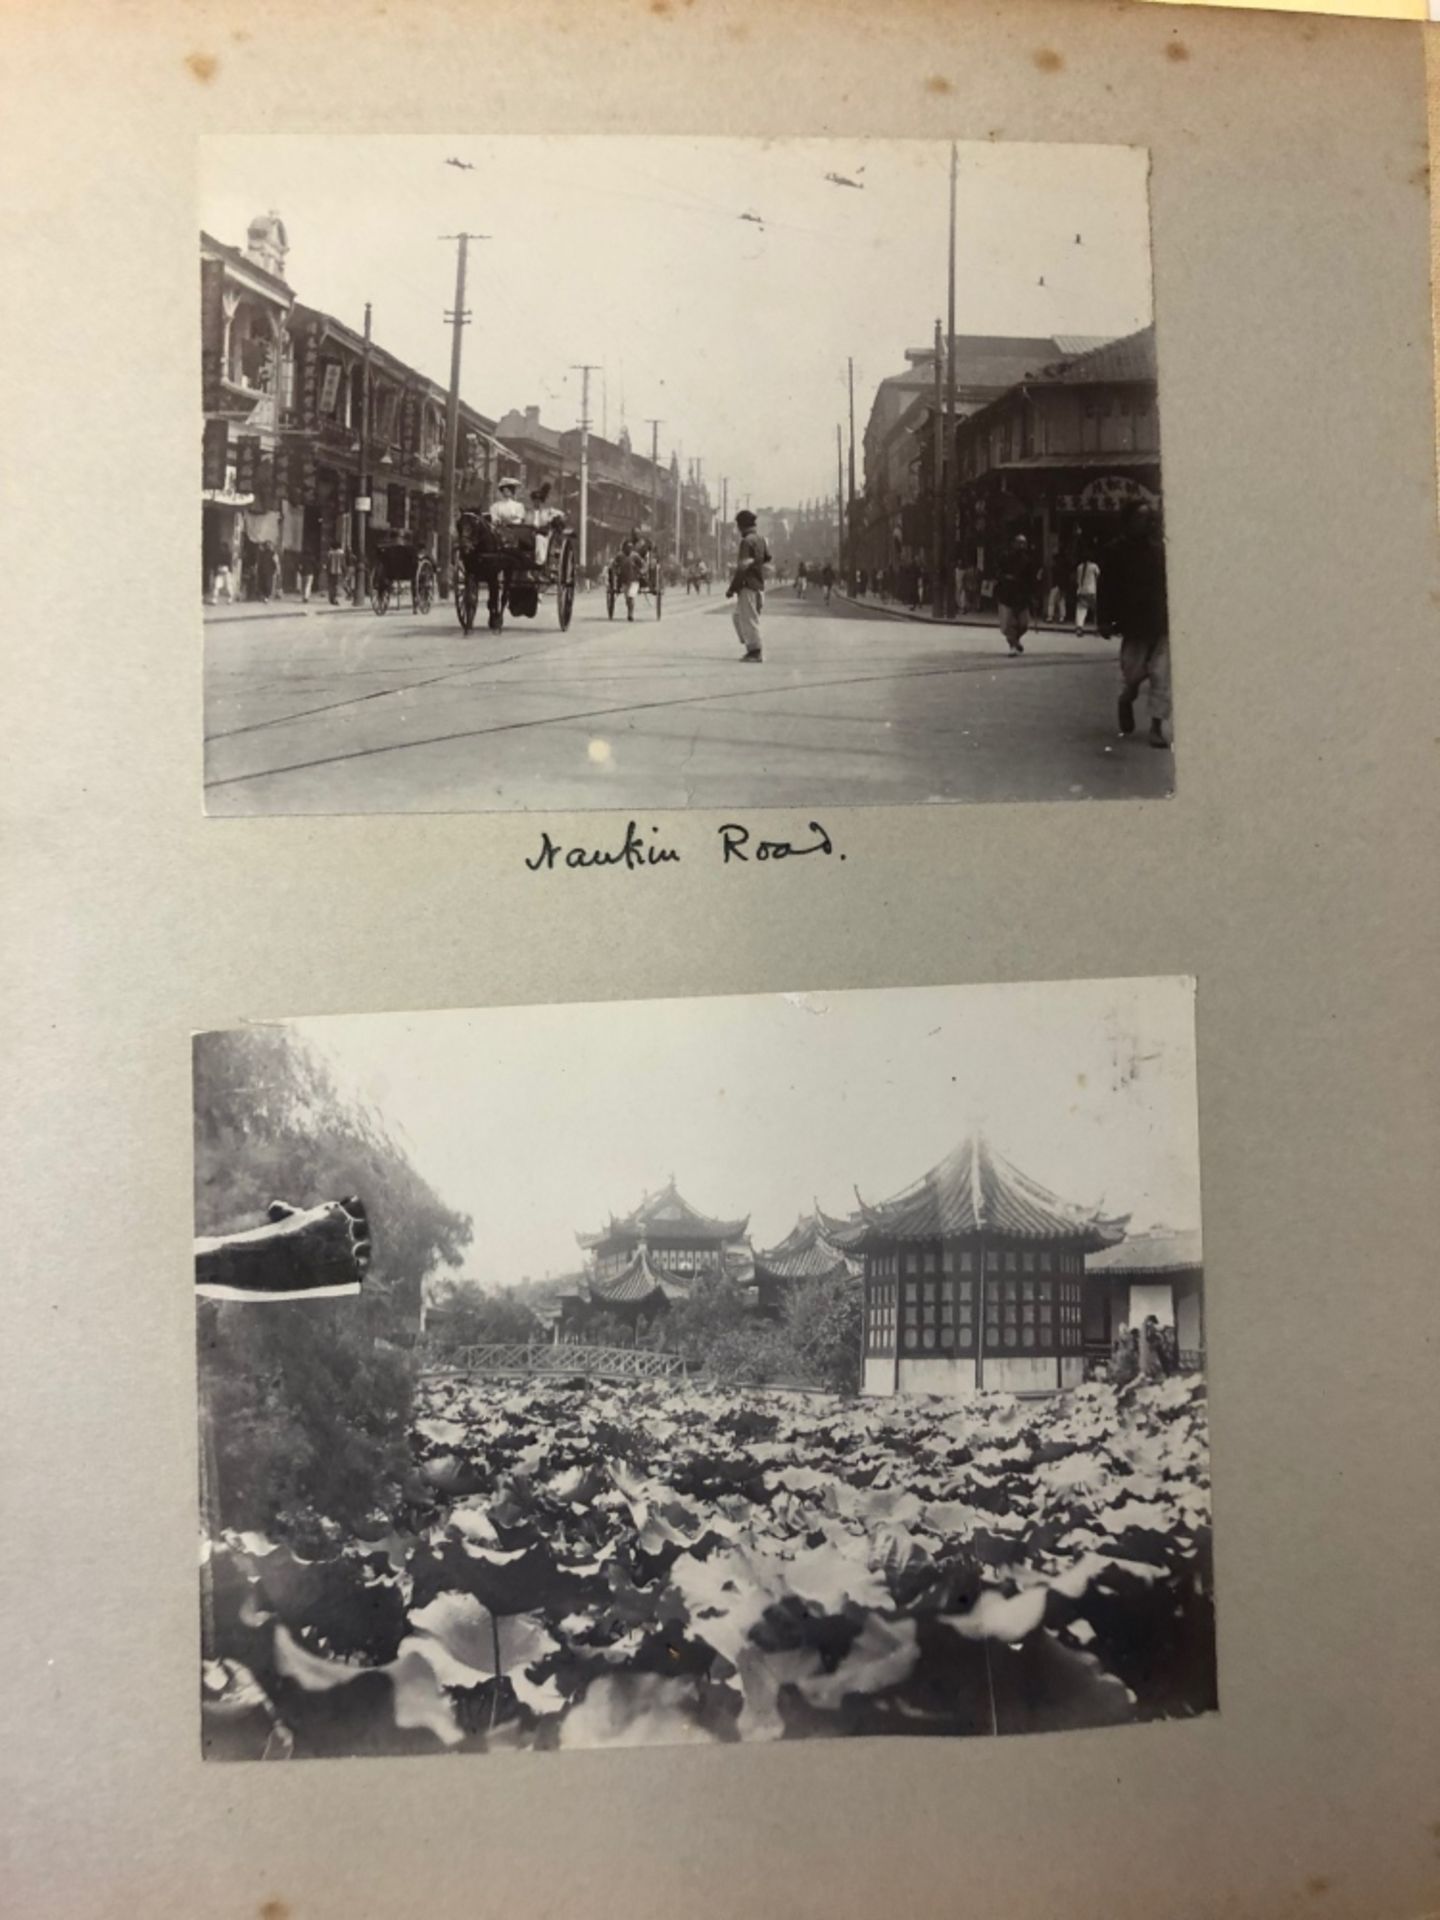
203;589;1173;815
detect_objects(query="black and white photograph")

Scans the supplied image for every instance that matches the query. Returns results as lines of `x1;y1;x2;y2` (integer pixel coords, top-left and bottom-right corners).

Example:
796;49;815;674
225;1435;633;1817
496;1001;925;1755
201;137;1173;815
196;976;1213;1761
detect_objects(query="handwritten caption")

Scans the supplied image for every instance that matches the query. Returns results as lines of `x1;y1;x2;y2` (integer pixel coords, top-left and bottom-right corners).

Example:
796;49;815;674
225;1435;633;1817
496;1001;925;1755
525;820;844;872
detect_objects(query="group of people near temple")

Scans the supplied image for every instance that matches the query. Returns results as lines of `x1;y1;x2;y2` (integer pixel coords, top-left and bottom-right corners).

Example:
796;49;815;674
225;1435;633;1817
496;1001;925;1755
1103;1313;1181;1386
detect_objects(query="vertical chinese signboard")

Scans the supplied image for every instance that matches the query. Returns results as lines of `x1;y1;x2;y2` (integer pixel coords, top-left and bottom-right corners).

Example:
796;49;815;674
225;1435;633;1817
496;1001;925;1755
301;329;320;432
235;436;260;499
201;259;225;413
202;419;229;493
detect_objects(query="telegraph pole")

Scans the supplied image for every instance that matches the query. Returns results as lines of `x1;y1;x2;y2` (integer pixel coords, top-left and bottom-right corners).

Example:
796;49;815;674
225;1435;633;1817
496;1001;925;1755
718;476;728;578
352;300;373;607
943;143;959;614
931;317;945;617
836;424;845;579
847;356;857;581
673;449;683;565
439;233;488;595
645;417;663;545
572;363;599;569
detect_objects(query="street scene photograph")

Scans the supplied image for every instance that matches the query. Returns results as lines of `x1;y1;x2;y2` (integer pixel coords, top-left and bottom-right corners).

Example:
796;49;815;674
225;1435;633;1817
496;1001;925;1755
196;976;1214;1760
200;137;1174;815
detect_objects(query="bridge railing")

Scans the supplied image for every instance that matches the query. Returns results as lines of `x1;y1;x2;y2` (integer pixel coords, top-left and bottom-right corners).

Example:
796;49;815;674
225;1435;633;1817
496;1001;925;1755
429;1342;689;1382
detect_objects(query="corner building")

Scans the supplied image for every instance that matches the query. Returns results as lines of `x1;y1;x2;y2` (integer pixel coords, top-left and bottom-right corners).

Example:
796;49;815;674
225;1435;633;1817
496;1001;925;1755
858;1134;1126;1397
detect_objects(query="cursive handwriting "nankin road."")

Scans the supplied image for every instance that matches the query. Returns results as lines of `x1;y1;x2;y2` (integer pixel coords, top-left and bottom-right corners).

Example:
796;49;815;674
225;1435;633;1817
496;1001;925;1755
524;820;844;871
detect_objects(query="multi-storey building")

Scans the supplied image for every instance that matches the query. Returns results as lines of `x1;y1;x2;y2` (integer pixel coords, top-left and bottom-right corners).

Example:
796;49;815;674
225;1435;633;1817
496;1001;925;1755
854;334;1111;579
950;326;1161;586
202;214;516;598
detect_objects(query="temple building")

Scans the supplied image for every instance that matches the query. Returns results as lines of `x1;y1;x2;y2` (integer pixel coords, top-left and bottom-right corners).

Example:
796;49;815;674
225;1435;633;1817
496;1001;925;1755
858;1133;1127;1398
1085;1227;1204;1369
556;1179;751;1343
555;1245;695;1344
750;1207;863;1318
576;1178;749;1283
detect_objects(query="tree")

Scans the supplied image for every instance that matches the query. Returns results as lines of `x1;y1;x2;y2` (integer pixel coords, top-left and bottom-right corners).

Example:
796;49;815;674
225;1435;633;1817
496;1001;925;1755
427;1279;540;1351
194;1025;473;1540
780;1268;864;1395
658;1270;752;1362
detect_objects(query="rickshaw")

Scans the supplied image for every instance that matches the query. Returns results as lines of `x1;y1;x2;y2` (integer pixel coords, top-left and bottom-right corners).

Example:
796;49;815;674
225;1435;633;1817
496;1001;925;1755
604;545;663;621
369;538;437;615
453;509;577;635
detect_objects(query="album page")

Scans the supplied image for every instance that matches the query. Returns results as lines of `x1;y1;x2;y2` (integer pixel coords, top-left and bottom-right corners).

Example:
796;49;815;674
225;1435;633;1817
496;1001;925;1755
1;3;1436;1919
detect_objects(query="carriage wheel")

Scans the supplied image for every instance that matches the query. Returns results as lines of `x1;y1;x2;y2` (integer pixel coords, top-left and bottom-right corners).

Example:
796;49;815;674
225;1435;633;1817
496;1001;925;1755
556;536;577;631
605;576;616;620
369;566;389;615
415;559;435;615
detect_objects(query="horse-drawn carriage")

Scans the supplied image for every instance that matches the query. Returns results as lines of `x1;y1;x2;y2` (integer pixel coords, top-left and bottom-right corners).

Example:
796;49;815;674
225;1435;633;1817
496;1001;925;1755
368;538;437;616
454;507;577;636
604;545;664;621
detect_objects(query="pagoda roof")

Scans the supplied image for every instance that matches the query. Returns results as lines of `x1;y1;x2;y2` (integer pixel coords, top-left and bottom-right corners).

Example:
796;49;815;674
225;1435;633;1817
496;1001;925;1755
754;1208;863;1282
577;1177;749;1249
1087;1225;1201;1275
855;1133;1127;1250
590;1245;691;1306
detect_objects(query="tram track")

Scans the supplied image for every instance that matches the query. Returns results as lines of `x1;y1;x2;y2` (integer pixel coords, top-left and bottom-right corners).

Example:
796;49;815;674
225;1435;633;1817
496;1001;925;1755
204;648;1110;795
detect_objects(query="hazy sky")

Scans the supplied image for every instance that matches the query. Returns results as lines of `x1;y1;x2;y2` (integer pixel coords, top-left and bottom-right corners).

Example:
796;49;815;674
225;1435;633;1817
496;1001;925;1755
199;136;1153;509
287;977;1200;1290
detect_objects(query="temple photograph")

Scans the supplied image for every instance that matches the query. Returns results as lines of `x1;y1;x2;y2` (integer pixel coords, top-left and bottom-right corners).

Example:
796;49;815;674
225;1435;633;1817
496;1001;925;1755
194;976;1214;1759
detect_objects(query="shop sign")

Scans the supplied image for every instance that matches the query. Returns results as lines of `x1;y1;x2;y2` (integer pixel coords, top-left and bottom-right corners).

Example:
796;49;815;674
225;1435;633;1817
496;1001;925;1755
1070;475;1159;515
354;495;372;513
254;453;276;514
402;392;418;456
301;331;320;430
319;361;342;419
202;418;229;492
201;259;225;409
234;435;261;498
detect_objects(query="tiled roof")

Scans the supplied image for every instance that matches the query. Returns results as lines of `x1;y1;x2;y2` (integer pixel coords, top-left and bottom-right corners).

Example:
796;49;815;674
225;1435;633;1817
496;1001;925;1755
1031;325;1156;386
815;1203;868;1251
578;1178;749;1249
1087;1226;1202;1274
753;1210;861;1282
856;1133;1127;1249
590;1246;691;1305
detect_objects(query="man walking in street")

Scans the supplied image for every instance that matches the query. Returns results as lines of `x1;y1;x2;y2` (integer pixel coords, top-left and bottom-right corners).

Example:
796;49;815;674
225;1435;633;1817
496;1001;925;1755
1098;502;1171;749
325;539;347;606
1074;550;1100;633
993;533;1036;654
726;508;770;662
614;539;646;621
